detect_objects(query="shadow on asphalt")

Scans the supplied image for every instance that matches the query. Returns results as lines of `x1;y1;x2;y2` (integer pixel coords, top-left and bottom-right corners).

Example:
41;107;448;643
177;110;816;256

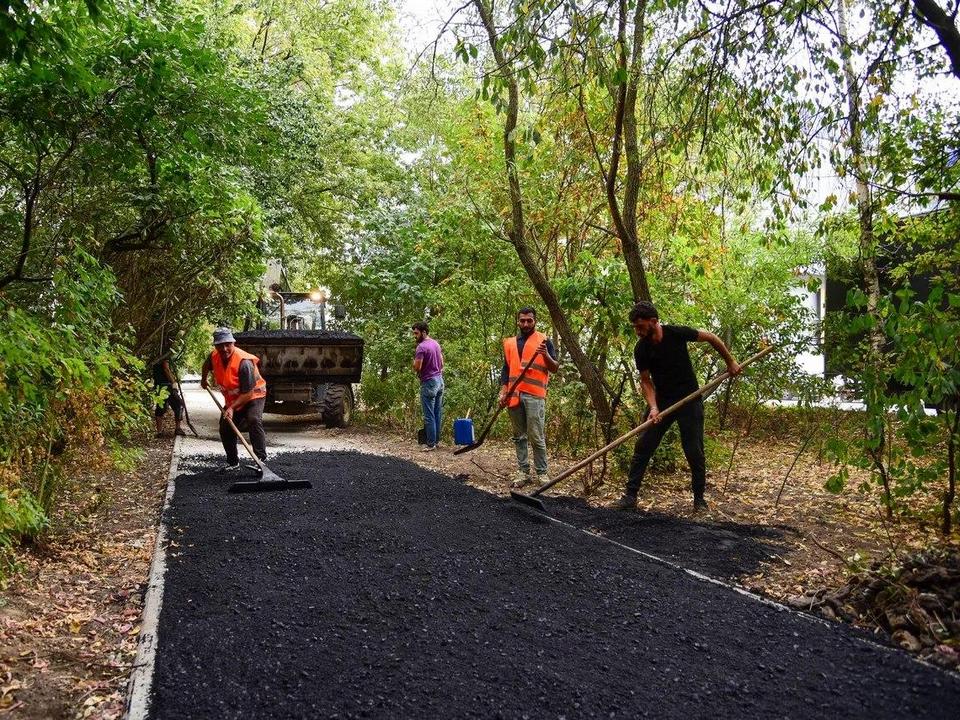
507;494;797;581
261;418;325;433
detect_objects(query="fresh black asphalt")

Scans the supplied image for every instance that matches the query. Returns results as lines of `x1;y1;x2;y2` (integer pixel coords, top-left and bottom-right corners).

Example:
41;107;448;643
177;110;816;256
149;450;960;718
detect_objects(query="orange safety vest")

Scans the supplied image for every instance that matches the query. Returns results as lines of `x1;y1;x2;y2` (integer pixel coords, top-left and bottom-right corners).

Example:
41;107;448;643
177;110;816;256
503;331;551;408
210;348;267;407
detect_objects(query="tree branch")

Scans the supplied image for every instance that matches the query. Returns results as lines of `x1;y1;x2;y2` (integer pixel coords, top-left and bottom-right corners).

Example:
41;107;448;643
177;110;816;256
913;0;960;80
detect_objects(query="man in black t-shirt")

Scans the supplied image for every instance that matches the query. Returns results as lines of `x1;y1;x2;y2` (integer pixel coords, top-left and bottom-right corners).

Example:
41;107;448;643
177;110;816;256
612;301;741;512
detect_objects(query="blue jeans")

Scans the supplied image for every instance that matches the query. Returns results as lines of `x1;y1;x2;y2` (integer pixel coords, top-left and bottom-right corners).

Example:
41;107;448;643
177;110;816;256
507;393;547;475
420;376;444;446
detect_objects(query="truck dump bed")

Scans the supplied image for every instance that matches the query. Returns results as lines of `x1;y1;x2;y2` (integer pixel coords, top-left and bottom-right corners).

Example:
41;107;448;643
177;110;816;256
234;330;363;384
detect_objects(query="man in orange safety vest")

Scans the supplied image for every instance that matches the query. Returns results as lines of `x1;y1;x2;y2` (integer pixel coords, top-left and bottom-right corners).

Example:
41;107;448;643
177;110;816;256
498;307;560;489
200;327;268;472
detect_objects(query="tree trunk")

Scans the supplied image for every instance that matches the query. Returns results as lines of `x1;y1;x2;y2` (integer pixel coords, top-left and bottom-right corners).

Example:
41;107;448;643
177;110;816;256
604;0;651;303
944;410;958;535
912;0;960;80
839;0;891;517
621;0;651;302
0;178;39;290
474;0;613;429
838;0;882;353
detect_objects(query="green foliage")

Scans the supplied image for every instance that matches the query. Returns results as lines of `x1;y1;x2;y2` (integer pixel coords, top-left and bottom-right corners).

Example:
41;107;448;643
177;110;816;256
0;249;149;575
313;53;825;461
0;0;105;63
825;283;960;533
3;0;957;544
0;486;46;581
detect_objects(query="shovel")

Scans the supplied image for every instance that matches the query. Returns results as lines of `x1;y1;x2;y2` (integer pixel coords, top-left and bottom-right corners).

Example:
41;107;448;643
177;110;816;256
511;345;775;511
454;348;544;456
204;387;312;493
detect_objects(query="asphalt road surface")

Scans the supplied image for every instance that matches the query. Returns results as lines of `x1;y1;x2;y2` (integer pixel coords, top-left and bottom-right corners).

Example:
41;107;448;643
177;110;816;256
145;388;960;718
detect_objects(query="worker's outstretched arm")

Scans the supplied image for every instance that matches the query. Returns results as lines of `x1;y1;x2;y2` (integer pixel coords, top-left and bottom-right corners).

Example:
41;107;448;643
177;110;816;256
696;331;741;376
640;370;661;423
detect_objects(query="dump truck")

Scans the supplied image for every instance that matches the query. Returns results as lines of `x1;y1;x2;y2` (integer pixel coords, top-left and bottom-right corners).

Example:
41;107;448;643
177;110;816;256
235;291;362;427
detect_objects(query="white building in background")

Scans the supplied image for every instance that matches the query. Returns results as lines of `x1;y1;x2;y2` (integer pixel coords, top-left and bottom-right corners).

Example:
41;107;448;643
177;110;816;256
790;264;826;377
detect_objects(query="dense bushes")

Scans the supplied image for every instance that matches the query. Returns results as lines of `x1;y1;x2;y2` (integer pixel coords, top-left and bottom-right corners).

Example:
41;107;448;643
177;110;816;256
0;251;149;575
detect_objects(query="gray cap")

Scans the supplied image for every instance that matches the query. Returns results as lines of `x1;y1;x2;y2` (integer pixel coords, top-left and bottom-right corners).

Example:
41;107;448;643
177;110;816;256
212;327;235;345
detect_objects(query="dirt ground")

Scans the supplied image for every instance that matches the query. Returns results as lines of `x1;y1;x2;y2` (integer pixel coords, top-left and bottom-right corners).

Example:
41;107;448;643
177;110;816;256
1;410;957;718
0;435;172;719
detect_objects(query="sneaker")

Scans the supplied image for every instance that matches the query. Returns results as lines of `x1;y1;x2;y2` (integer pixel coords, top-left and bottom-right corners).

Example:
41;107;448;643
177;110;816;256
510;471;531;489
220;462;241;473
536;473;551;487
694;496;709;512
611;493;637;510
421;445;437;452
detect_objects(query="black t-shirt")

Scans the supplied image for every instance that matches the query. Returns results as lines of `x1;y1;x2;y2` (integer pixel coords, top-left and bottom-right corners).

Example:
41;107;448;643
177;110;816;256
152;360;171;387
634;324;700;403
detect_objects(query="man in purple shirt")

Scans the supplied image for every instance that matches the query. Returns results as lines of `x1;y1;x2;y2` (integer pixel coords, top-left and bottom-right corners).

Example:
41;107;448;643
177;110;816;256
412;321;445;451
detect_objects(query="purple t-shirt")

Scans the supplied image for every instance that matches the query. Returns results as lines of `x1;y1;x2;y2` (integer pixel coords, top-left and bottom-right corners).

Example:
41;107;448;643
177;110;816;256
415;338;444;382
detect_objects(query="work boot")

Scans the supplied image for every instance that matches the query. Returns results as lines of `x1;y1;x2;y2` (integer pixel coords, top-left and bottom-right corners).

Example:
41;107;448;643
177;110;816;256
611;493;637;511
693;496;709;512
536;472;551;488
510;470;531;489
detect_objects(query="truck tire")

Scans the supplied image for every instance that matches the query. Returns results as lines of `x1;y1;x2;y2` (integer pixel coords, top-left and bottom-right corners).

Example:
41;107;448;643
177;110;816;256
321;383;354;428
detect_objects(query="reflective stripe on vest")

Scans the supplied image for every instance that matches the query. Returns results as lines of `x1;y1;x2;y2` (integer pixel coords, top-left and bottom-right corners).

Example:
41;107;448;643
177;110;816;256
503;331;550;408
210;347;267;406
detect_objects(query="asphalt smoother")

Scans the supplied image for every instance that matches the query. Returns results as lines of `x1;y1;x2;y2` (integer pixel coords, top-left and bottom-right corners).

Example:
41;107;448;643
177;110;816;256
150;450;960;719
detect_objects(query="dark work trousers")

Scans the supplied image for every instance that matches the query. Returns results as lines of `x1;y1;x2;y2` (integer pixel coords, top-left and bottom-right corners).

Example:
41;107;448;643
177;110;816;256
625;398;706;498
219;397;267;464
154;383;183;421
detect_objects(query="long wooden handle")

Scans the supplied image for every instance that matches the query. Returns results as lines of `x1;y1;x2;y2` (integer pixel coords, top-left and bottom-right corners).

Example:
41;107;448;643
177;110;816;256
473;347;545;444
174;375;199;437
205;386;266;470
531;344;776;497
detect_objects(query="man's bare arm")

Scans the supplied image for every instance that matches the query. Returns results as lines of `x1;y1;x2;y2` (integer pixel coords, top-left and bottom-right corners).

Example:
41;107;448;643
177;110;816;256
537;340;560;373
162;360;177;385
696;330;741;375
640;370;661;423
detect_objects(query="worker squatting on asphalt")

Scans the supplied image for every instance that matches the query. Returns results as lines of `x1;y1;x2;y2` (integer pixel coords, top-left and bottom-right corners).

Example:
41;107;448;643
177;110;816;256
499;307;560;490
201;327;269;472
611;301;741;512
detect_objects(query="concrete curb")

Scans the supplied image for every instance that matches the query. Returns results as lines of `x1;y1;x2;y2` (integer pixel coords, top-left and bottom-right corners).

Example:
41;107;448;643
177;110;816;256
123;435;180;720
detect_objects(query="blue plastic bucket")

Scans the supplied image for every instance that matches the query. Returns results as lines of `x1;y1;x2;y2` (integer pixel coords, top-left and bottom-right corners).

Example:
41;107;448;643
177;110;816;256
453;418;475;445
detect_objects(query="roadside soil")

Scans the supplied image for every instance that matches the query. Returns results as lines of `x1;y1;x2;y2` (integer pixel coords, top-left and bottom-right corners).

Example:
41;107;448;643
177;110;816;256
2;406;956;718
0;432;172;719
